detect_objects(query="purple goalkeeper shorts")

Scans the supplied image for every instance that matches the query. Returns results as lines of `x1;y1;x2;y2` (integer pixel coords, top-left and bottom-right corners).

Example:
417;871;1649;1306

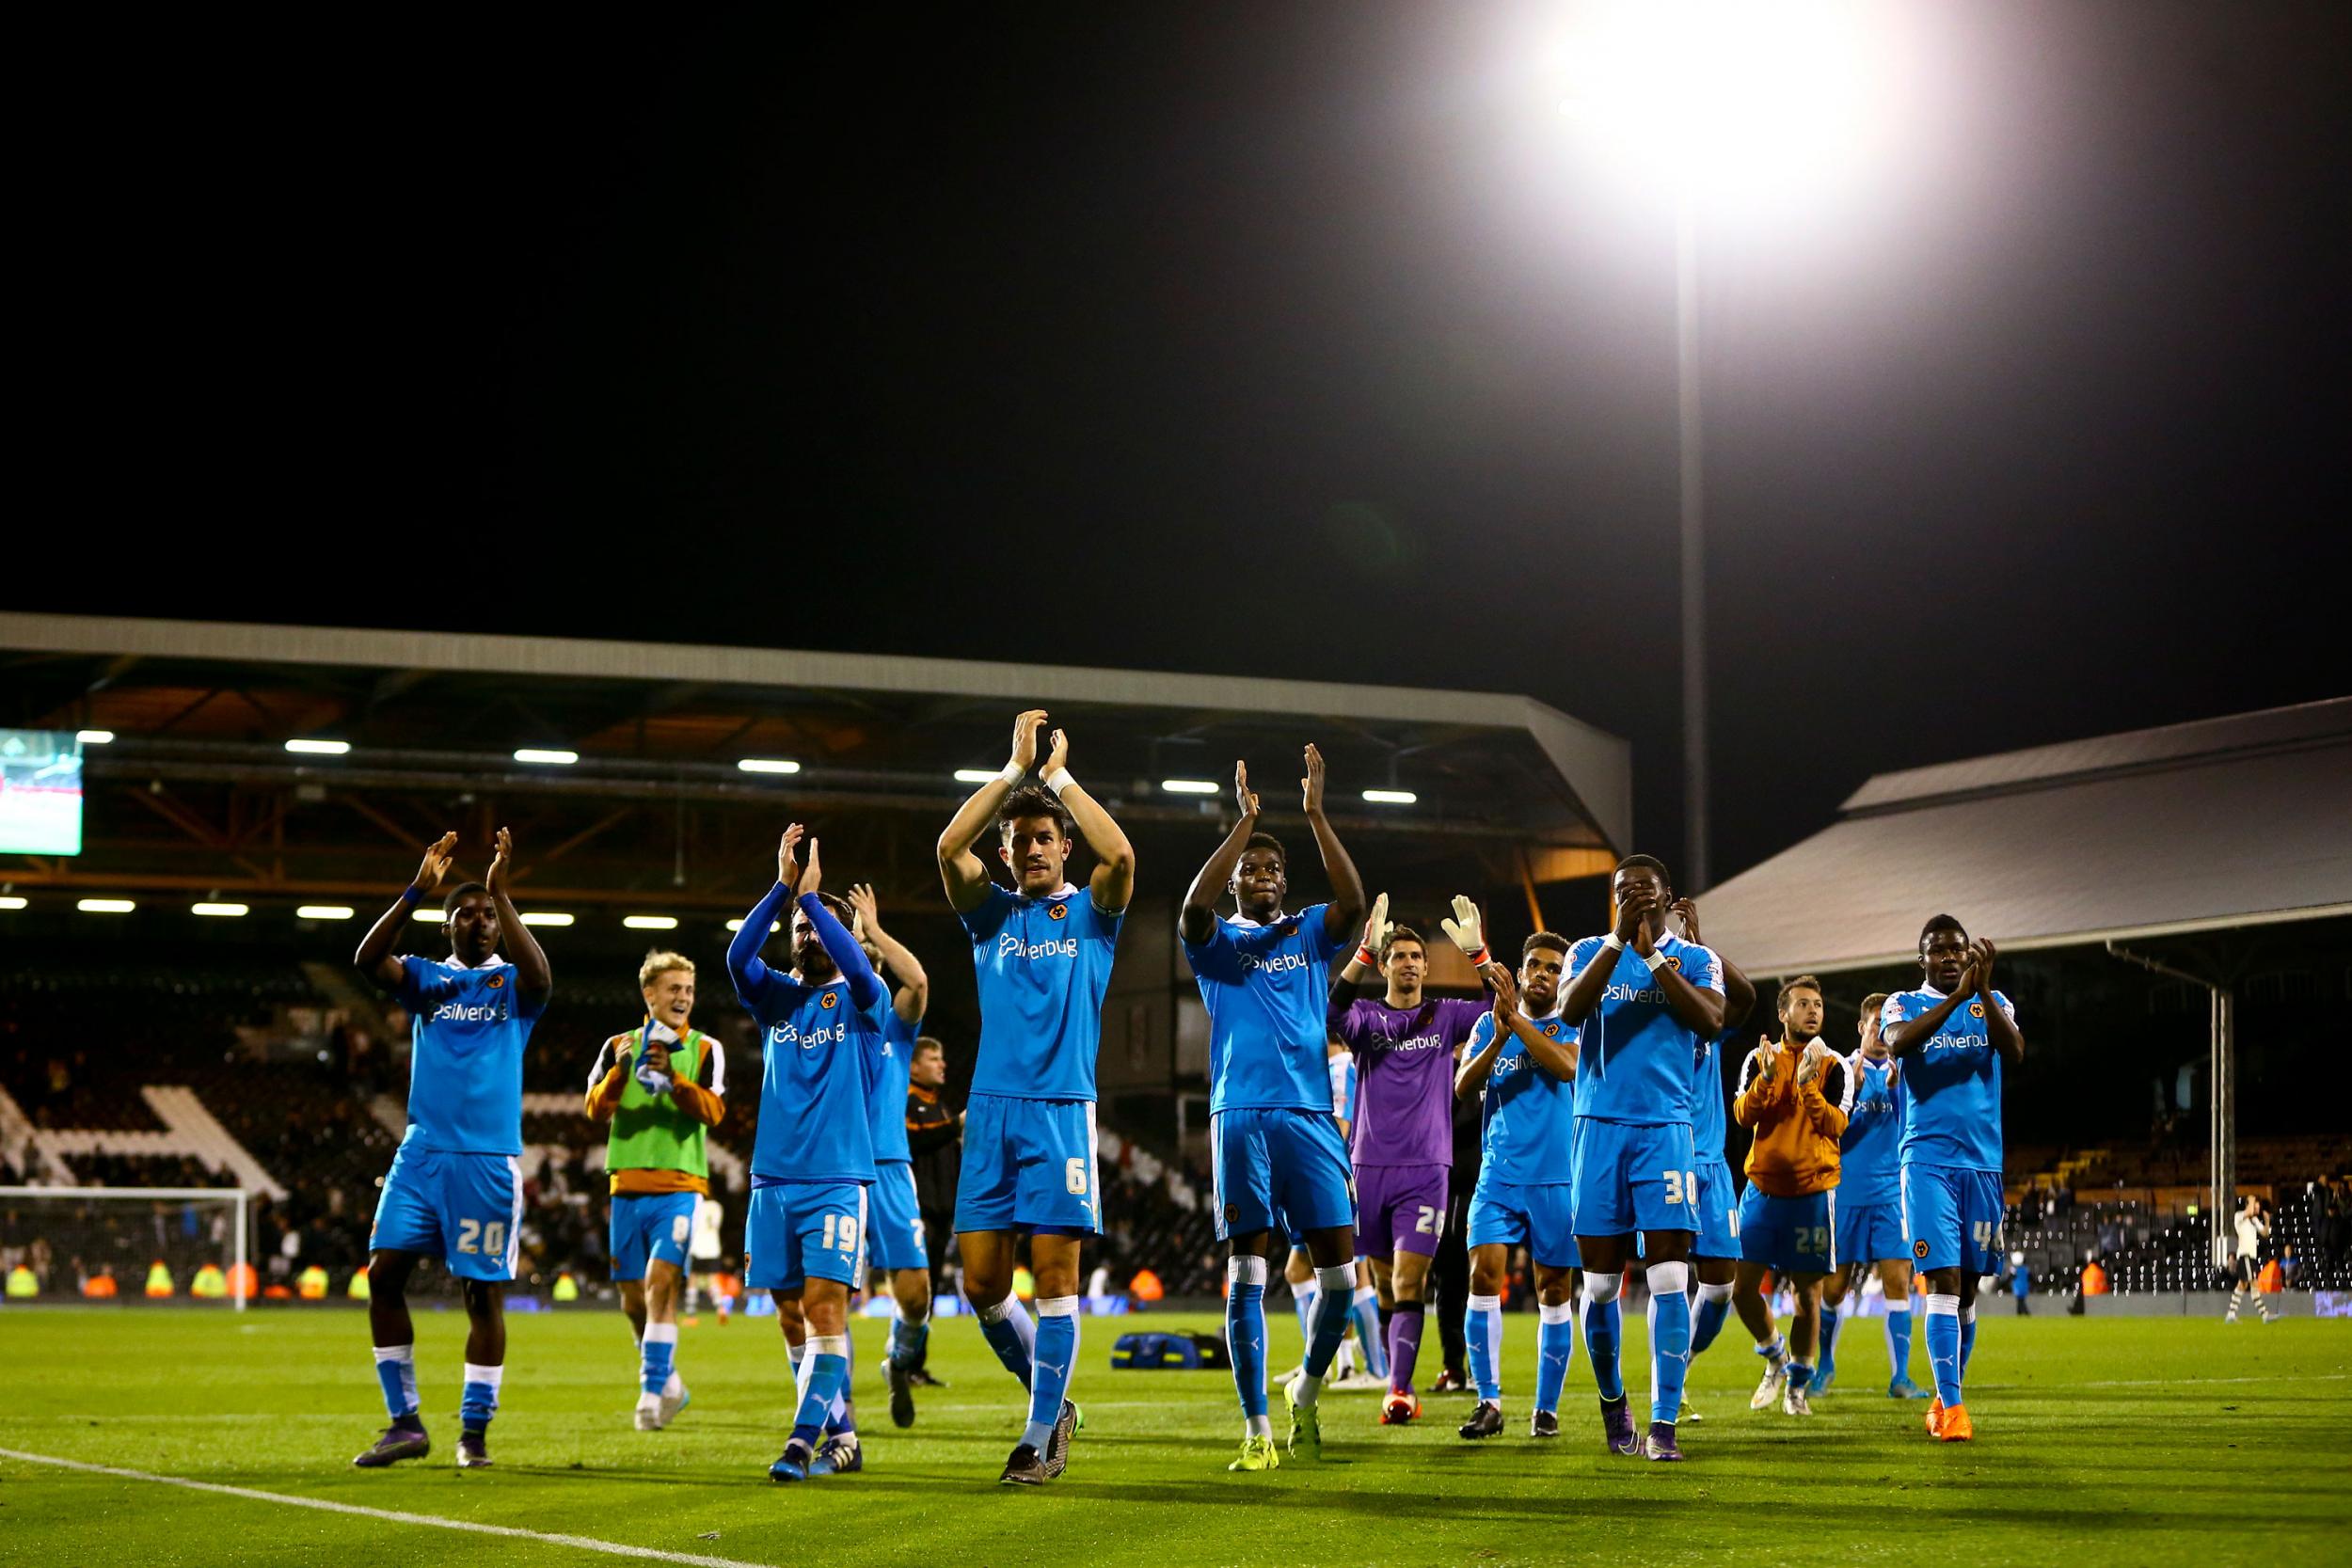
1356;1164;1449;1259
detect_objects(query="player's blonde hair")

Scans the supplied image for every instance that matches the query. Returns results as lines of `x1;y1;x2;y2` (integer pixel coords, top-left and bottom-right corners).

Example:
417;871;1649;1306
638;950;696;990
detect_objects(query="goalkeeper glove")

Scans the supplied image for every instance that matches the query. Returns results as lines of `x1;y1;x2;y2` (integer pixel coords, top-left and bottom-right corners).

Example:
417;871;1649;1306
1440;895;1489;966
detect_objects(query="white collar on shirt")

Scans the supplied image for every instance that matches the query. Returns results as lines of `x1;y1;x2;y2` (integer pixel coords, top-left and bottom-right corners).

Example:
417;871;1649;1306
444;953;505;970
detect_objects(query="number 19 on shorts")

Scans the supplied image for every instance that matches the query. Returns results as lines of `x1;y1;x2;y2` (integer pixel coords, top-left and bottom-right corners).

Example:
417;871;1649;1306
820;1212;861;1255
1662;1169;1699;1205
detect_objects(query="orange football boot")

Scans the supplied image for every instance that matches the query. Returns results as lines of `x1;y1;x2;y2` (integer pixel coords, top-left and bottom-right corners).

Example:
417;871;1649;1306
1924;1396;1945;1437
1937;1404;1974;1442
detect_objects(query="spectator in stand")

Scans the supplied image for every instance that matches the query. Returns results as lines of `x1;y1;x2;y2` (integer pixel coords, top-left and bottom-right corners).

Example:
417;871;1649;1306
2325;1181;2350;1270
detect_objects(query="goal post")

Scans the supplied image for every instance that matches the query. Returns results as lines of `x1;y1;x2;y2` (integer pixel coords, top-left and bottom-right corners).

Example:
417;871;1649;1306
0;1187;252;1310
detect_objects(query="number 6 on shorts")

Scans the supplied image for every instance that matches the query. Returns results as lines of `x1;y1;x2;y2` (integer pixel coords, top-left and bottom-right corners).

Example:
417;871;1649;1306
1066;1156;1089;1196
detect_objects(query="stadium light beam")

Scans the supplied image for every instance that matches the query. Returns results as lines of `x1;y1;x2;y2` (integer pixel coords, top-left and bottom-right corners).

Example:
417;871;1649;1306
1158;779;1219;796
623;914;679;930
296;905;356;921
953;768;1003;784
77;898;135;913
514;748;579;766
192;902;249;917
1360;788;1419;806
725;918;783;934
76;729;115;745
283;738;351;756
1549;1;1885;890
518;911;574;927
736;758;802;775
0;895;27;911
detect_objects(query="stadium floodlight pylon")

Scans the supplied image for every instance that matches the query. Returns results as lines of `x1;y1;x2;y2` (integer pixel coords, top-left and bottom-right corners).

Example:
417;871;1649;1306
0;1186;253;1310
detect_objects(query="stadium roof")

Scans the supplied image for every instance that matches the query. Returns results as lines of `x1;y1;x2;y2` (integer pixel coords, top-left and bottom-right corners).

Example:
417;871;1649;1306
0;612;1629;910
1692;698;2352;976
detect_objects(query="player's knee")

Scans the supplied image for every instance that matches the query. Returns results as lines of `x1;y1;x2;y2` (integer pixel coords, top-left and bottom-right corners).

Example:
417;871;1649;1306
1645;1259;1688;1296
1584;1271;1623;1306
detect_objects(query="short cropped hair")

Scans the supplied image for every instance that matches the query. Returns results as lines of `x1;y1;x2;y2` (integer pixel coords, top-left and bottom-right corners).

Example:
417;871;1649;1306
1381;924;1427;962
807;891;855;927
998;784;1073;842
1616;853;1671;885
1243;832;1286;863
1523;931;1571;960
1776;974;1822;1014
1920;912;1968;949
441;881;488;918
914;1035;946;1057
1861;991;1889;1019
638;950;695;990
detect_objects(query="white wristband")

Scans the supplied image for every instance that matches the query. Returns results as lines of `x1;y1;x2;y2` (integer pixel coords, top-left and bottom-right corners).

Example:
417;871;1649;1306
1044;767;1076;797
995;761;1023;786
1601;934;1625;954
1643;947;1672;974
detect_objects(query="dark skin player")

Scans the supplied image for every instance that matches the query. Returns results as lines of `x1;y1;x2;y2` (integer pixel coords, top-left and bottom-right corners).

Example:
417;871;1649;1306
352;829;552;1387
1882;921;2024;1305
1555;859;1726;1281
1180;745;1367;1274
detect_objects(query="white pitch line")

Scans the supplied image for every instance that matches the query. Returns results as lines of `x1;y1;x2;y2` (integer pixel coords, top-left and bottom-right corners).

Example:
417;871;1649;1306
0;1447;774;1568
2067;1371;2349;1390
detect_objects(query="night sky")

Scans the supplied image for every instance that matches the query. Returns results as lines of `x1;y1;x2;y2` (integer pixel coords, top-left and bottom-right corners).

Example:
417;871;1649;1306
23;3;2350;882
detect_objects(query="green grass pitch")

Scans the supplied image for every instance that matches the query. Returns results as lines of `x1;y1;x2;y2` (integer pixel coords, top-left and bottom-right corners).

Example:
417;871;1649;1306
1;1306;2344;1566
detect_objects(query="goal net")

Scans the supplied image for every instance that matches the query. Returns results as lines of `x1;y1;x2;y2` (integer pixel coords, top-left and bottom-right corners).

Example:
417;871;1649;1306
0;1187;254;1308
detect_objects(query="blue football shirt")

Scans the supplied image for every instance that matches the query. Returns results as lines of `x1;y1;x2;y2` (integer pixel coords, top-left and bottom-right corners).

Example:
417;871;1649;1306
396;954;543;1156
866;1009;920;1165
1186;903;1343;1115
1881;986;2012;1172
1470;1010;1579;1187
1839;1051;1904;1206
739;970;889;1185
1564;932;1722;1126
1691;1027;1733;1164
961;884;1123;1102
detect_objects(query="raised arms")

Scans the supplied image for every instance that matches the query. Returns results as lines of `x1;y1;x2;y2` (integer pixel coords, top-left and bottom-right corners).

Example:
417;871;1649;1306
1301;745;1366;944
484;827;551;1004
937;709;1042;914
849;882;929;1024
794;835;886;1014
1040;725;1136;916
725;827;802;1010
1180;762;1262;946
354;832;454;990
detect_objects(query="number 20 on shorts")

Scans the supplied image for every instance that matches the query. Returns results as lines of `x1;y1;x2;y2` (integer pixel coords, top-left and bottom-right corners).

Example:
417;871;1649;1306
455;1218;507;1257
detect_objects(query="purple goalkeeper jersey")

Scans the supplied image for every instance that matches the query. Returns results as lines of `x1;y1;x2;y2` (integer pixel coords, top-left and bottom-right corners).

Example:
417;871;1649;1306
1327;993;1489;1167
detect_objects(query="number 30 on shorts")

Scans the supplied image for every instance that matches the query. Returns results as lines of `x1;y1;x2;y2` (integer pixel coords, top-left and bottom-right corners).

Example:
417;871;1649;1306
1661;1169;1699;1205
455;1218;507;1257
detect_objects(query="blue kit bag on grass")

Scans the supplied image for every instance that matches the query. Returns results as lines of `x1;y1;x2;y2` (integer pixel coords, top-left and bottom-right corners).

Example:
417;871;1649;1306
1110;1331;1229;1370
